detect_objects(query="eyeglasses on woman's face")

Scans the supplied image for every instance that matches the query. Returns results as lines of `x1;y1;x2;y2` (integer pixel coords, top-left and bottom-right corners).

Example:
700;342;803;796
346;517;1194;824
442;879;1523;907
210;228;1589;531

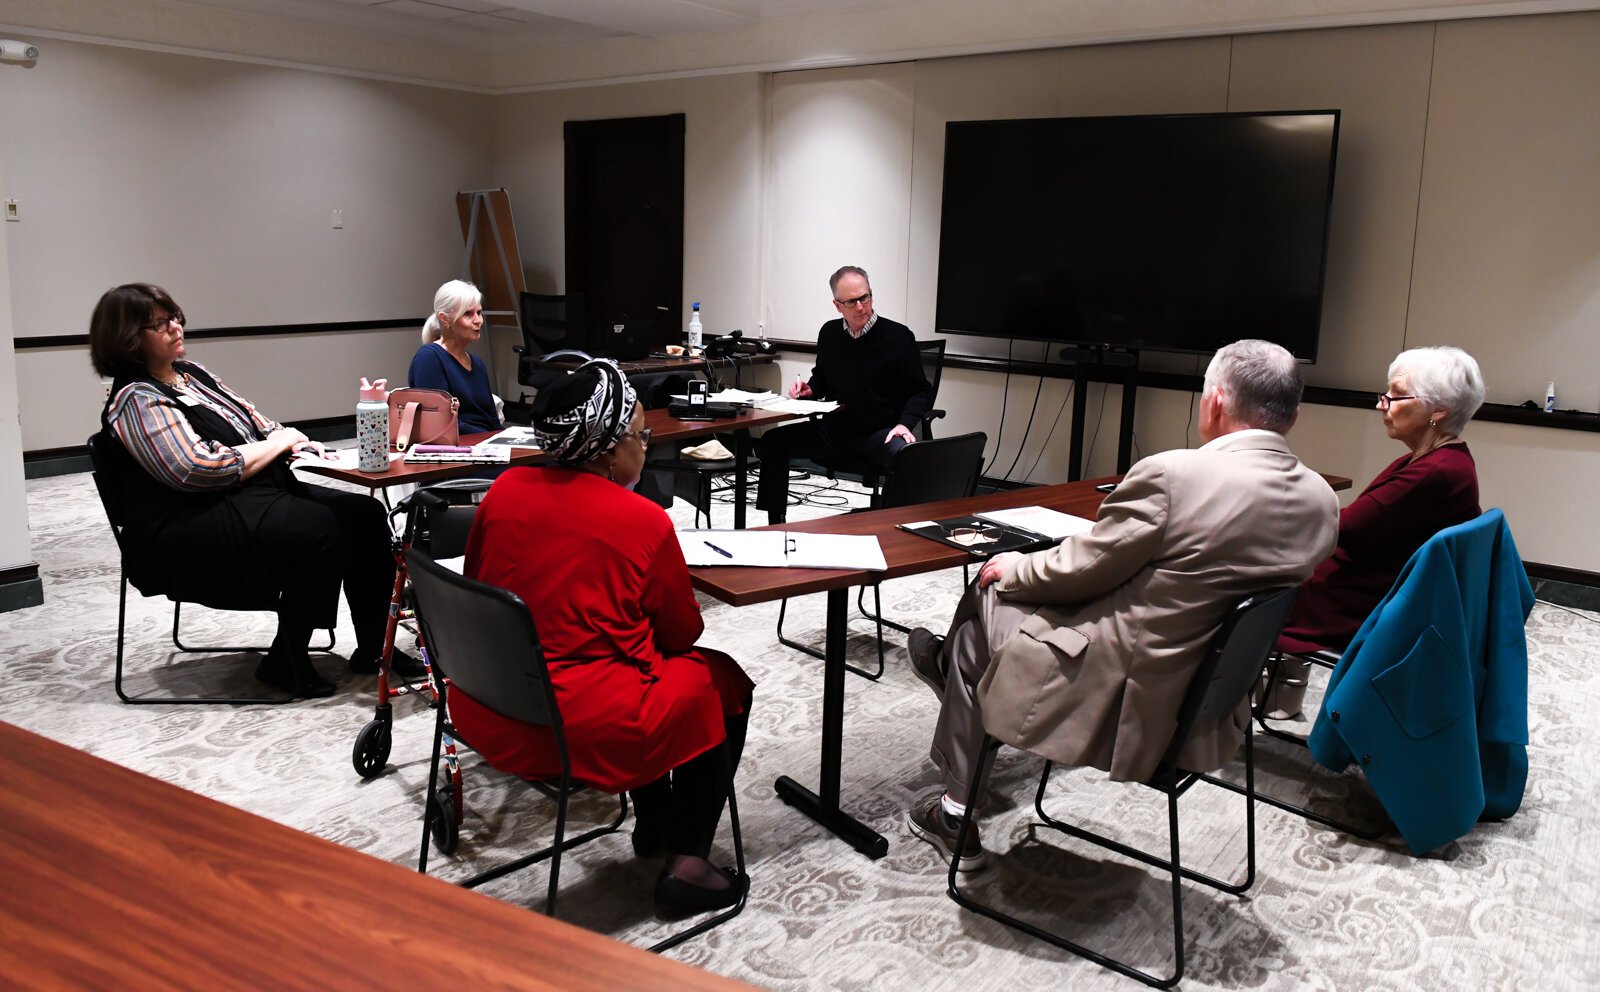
1376;392;1416;410
142;310;186;334
623;426;652;448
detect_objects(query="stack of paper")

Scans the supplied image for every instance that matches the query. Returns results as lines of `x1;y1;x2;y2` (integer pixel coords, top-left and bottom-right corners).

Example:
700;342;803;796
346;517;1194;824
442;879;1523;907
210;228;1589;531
403;445;512;465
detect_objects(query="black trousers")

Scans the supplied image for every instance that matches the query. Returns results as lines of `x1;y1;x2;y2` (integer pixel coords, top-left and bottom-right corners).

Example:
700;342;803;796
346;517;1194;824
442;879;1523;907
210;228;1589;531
630;706;750;859
159;481;394;660
755;419;907;521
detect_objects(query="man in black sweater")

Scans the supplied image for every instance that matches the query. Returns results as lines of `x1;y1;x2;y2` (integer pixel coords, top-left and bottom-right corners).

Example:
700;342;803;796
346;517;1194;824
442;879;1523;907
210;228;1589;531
757;266;934;522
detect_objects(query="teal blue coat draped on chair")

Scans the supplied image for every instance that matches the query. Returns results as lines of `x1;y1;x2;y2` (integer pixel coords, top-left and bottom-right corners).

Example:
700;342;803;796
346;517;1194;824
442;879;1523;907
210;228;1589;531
1308;509;1533;854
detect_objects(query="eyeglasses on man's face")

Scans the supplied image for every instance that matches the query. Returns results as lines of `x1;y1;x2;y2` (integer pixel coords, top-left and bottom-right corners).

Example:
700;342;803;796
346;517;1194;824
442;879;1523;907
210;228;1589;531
1376;392;1416;410
142;310;186;334
834;292;872;309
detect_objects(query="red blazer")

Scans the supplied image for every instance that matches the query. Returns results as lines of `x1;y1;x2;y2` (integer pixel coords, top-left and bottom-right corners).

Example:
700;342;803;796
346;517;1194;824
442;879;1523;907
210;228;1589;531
456;467;750;792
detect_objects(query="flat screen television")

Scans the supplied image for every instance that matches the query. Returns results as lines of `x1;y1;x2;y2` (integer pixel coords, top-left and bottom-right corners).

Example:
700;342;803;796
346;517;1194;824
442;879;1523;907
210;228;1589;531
934;110;1340;361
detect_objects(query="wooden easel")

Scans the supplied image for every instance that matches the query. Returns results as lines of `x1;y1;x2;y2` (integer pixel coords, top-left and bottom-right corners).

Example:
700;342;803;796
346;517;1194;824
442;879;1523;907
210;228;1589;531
456;189;526;392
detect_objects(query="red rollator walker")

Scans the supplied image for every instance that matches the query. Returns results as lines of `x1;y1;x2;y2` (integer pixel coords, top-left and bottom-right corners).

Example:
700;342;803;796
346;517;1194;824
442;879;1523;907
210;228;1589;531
351;478;489;784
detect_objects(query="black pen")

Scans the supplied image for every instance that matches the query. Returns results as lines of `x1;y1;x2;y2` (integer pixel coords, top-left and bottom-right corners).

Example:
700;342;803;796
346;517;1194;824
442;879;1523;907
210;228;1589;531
703;540;734;559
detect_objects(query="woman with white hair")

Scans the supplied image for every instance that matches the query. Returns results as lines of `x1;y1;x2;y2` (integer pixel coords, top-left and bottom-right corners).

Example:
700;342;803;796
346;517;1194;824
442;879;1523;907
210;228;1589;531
407;279;501;434
1266;345;1485;717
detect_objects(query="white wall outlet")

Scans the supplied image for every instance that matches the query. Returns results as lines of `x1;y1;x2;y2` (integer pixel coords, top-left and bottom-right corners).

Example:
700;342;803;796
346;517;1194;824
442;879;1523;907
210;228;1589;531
101;380;113;400
4;199;17;221
331;208;343;229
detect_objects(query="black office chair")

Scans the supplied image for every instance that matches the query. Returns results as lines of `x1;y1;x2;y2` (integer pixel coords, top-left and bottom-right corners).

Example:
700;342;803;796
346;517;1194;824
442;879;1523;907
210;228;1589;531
776;431;987;680
87;432;335;705
796;339;948;501
948;587;1298;989
405;549;747;954
513;291;590;402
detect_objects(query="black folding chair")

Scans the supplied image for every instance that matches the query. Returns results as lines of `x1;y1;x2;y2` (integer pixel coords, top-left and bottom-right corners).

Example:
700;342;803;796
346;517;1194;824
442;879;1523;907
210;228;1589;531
406;549;747;953
1210;648;1382;839
948;587;1298;989
87;433;333;705
776;431;987;680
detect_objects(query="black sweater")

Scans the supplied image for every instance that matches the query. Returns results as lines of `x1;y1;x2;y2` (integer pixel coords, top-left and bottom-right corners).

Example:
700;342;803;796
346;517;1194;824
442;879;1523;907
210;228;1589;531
808;316;934;437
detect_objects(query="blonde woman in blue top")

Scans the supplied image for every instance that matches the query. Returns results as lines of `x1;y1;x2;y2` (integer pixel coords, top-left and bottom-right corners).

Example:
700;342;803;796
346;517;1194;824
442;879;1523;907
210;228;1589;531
408;279;502;435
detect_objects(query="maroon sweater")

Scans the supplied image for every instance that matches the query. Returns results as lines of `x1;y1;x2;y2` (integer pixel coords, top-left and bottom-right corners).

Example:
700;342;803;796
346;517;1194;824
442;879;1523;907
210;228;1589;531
1277;444;1480;654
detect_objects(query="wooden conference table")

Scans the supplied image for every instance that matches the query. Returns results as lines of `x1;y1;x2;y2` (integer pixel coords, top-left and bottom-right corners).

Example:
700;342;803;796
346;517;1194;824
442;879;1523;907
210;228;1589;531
688;472;1353;860
299;405;804;529
0;721;754;992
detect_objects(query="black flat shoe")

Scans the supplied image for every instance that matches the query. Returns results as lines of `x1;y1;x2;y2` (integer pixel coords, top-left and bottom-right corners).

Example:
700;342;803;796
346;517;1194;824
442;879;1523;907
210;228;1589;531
653;866;746;916
254;654;335;699
348;648;426;680
255;653;298;695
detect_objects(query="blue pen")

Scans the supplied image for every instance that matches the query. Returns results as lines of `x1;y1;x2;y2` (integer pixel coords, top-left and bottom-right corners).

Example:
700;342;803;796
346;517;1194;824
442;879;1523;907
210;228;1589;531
703;540;734;559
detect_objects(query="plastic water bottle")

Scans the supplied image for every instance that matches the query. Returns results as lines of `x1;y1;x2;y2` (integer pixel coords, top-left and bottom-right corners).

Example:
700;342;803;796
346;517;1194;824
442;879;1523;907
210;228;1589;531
688;301;703;352
357;377;389;473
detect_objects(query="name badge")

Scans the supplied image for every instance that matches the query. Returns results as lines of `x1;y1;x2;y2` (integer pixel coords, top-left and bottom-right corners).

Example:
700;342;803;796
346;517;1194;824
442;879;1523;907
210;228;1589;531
176;394;202;407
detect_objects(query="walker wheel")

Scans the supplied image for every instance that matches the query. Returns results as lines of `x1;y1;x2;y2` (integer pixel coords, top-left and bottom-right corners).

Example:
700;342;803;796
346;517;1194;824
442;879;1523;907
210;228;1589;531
427;784;459;855
352;719;391;779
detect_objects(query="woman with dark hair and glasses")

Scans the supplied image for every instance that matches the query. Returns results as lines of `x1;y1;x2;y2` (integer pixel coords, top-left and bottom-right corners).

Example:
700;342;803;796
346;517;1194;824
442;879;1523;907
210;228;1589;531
1265;345;1485;718
89;283;395;698
458;358;753;915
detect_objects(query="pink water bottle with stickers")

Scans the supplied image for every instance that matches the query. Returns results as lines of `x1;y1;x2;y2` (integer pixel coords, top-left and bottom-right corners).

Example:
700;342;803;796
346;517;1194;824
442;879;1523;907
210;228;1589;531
357;378;389;473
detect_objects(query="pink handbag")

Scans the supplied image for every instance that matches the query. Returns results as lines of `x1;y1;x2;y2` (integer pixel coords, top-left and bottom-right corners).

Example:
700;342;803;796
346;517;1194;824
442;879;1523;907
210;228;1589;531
387;388;460;451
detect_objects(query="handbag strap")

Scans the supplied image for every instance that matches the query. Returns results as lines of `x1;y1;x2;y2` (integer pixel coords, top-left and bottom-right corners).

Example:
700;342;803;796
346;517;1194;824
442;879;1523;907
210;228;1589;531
395;401;420;451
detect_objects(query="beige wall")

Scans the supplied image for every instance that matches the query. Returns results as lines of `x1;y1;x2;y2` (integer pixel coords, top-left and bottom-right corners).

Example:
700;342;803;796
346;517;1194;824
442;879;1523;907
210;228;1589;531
488;73;767;387
2;11;1597;571
1;39;491;450
764;12;1600;569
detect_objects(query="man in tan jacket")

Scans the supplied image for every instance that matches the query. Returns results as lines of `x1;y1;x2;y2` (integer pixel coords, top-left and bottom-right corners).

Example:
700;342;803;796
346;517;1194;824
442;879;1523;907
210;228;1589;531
907;339;1339;870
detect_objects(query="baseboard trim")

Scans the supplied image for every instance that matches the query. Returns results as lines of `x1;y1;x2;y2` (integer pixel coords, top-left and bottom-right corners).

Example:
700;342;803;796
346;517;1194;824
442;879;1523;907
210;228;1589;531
0;563;44;613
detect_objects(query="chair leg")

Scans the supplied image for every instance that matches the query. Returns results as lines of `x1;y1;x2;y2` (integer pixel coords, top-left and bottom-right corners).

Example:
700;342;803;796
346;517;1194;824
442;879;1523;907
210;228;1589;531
775;598;825;661
114;572;298;706
650;745;750;954
171;600;336;655
840;584;888;681
456;787;627;893
1218;652;1383;840
418;695;449;874
952;741;1266;988
1252;651;1313;747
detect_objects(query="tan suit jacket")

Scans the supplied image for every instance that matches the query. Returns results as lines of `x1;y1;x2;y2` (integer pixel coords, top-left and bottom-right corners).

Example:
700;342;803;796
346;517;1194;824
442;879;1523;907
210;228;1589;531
977;430;1339;782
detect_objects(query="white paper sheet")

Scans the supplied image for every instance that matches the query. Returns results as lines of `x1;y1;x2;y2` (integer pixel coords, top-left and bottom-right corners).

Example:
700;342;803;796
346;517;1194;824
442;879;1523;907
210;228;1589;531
678;529;885;570
974;505;1095;541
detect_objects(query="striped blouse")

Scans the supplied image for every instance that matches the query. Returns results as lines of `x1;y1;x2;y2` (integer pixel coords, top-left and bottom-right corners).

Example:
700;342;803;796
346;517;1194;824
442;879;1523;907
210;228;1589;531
108;362;281;492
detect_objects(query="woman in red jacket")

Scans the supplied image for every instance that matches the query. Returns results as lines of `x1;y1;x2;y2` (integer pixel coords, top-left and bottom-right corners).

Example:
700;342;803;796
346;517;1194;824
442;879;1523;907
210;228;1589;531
1266;345;1484;718
458;359;753;914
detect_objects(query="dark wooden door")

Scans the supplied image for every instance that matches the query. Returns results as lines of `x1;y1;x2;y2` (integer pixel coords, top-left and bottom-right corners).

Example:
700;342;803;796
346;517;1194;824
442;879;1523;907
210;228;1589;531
564;114;685;353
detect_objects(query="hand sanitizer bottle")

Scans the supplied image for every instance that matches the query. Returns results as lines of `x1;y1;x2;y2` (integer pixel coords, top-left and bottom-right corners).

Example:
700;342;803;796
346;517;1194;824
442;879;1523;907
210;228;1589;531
688;302;703;353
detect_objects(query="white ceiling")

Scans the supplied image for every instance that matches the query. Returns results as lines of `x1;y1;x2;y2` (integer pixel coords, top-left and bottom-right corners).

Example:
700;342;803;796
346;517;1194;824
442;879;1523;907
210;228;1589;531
13;0;1600;90
165;0;907;47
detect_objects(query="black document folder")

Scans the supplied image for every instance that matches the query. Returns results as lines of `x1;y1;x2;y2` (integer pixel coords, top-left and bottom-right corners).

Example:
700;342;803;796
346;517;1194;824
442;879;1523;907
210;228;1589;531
897;514;1055;558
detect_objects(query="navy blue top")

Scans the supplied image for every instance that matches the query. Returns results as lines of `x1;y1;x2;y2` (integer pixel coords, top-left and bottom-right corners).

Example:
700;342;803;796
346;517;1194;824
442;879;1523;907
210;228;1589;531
408;343;500;435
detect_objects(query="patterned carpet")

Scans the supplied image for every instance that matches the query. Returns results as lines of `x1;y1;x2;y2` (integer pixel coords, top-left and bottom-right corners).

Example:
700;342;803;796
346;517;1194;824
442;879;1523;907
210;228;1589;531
6;466;1599;991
